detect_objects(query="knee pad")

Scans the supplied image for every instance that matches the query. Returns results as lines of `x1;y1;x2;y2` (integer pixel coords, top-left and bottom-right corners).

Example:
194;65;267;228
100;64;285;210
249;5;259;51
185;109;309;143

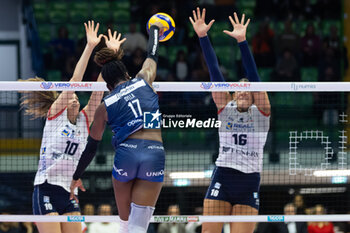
128;202;155;233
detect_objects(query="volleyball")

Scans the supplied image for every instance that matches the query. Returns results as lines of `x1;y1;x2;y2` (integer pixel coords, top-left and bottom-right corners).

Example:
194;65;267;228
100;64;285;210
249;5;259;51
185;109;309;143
147;13;175;42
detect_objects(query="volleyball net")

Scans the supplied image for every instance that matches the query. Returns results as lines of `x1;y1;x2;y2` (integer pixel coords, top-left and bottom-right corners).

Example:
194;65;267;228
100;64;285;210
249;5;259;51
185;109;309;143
0;81;349;223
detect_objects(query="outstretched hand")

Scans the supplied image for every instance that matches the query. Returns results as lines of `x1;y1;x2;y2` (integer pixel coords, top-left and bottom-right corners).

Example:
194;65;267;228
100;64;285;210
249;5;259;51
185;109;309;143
103;29;127;53
85;20;103;47
223;12;250;43
189;7;215;38
69;179;86;203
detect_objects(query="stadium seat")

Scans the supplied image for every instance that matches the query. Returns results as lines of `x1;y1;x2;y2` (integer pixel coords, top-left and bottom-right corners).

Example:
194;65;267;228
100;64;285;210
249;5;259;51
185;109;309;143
33;1;47;23
168;46;188;65
258;68;273;82
322;20;341;36
301;68;318;82
215;46;233;68
91;1;111;23
113;10;131;23
48;2;68;23
69;2;90;23
37;24;52;45
158;46;167;58
46;70;61;81
111;0;130;11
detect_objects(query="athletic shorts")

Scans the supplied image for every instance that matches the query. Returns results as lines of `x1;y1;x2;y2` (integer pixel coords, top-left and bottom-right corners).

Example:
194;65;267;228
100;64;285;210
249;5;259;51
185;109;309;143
33;181;80;215
112;138;165;182
205;166;260;210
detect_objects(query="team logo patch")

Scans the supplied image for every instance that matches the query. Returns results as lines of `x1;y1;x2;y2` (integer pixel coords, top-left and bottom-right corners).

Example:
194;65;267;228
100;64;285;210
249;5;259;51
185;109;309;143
214;182;221;189
144;110;161;129
226;122;233;130
43;196;50;203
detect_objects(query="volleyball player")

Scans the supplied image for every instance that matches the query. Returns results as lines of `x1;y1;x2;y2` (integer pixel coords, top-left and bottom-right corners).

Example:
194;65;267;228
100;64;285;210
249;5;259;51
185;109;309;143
70;21;166;233
190;8;271;233
20;21;117;233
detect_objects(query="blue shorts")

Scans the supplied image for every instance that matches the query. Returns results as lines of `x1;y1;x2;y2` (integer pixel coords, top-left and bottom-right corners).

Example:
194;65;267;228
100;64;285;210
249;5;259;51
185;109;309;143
205;167;260;210
32;181;80;215
112;139;165;182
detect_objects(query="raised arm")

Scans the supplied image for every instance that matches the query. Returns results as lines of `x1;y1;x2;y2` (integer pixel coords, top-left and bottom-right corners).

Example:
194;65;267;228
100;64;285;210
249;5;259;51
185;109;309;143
49;21;103;118
136;22;165;85
82;74;105;126
70;103;107;202
190;7;232;110
224;13;270;115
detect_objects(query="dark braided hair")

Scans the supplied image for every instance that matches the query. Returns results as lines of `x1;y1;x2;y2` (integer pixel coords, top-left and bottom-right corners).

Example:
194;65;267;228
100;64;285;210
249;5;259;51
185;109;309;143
94;48;129;89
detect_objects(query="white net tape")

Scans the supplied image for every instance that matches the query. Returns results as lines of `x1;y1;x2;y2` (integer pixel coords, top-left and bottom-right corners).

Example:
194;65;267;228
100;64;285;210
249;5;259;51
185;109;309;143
1;81;350;92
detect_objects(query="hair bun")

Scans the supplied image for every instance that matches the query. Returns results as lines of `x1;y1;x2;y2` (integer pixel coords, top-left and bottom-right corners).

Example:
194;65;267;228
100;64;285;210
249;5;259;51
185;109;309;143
94;47;124;67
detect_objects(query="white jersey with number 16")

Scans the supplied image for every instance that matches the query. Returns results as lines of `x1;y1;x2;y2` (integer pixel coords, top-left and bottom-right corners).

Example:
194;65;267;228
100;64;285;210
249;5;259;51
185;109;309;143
216;100;270;173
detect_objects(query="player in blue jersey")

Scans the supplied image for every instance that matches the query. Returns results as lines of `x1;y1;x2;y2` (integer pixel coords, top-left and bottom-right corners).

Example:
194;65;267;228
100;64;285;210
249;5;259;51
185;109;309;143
190;8;271;233
70;22;165;233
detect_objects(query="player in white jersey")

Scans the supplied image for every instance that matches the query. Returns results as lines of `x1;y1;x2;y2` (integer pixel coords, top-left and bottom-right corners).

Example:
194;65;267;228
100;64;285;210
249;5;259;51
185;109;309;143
190;8;270;233
20;21;123;233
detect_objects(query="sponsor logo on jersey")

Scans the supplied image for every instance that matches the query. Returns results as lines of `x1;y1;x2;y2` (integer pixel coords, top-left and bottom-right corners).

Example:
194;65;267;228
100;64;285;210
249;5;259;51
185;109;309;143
43;196;50;203
214;182;221;189
40;82;53;89
41;147;46;154
144;110;161;129
127;118;143;127
267;216;284;222
147;145;164;150
67;216;85;222
61;129;70;137
119;143;137;149
226;122;233;130
146;170;164;177
114;166;128;176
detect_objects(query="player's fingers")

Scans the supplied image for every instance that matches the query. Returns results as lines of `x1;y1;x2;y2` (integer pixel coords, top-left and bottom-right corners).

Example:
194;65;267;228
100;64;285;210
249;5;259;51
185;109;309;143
79;183;86;192
103;35;108;41
91;20;95;30
84;23;88;32
192;10;197;21
229;16;235;26
95;22;100;33
234;12;239;24
189;17;195;25
98;34;103;40
116;32;121;41
241;14;245;25
197;7;201;19
244;18;251;27
69;192;74;200
202;8;206;20
73;195;79;203
208;19;215;29
223;30;232;36
113;31;117;39
120;38;127;43
108;29;112;39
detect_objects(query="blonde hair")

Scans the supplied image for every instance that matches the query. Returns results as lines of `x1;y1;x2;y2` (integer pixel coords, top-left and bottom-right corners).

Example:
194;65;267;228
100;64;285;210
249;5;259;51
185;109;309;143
19;77;58;119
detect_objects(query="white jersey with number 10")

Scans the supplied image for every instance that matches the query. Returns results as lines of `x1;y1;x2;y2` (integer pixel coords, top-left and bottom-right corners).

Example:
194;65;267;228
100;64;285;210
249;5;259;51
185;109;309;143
34;107;90;193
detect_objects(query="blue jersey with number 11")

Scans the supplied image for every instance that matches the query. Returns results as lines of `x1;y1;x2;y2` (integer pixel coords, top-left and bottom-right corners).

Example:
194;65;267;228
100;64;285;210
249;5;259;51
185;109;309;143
103;77;159;147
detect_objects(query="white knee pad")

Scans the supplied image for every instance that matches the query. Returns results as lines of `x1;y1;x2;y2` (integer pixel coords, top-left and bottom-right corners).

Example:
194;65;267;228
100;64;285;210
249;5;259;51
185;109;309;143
128;202;155;233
